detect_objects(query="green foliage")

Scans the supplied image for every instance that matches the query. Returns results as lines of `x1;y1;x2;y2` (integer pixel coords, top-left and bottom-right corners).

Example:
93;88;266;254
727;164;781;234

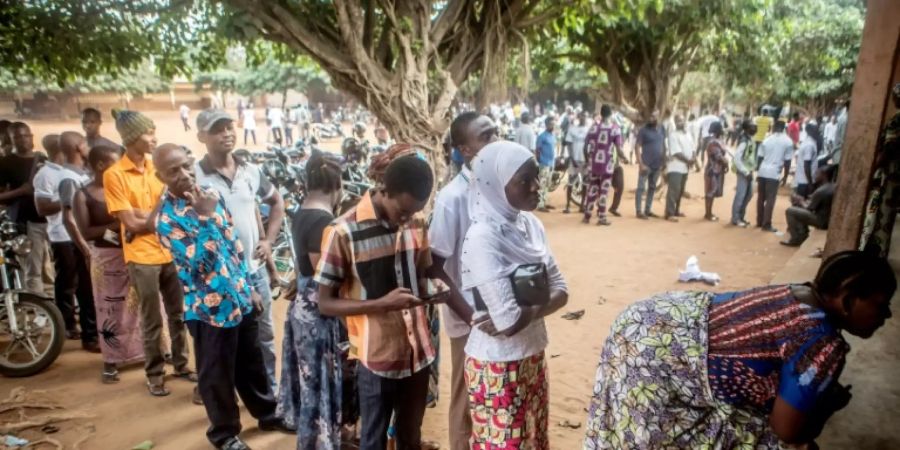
193;52;330;98
0;63;169;96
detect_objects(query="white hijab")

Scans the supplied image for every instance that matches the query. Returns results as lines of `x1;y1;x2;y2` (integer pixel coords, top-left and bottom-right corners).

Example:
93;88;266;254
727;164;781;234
461;141;549;290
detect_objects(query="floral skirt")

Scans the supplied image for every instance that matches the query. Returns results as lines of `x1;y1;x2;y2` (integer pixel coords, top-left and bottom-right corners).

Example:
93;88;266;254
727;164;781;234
465;352;548;450
583;291;782;449
89;246;144;365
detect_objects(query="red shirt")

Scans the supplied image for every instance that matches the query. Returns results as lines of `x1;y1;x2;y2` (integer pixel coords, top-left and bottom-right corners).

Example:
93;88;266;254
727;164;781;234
787;120;802;145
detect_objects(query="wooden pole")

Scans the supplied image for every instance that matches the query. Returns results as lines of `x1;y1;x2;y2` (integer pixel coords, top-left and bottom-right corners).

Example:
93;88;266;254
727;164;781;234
824;0;900;257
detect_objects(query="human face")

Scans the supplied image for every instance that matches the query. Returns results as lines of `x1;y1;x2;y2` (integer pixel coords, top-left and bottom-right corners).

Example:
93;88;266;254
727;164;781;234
842;292;892;338
199;120;235;155
504;158;540;211
82;114;101;137
746;124;758;136
375;129;389;144
675;116;685;130
11;125;34;154
546;119;556;132
130;129;157;155
155;148;196;197
380;191;427;227
649;111;660;126
461;116;498;162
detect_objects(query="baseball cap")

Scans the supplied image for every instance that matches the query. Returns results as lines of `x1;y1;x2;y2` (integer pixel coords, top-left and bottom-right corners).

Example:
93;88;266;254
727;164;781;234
196;109;234;132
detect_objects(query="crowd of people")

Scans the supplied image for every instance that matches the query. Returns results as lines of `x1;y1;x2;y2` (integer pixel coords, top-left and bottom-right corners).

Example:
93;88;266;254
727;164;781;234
0;92;894;450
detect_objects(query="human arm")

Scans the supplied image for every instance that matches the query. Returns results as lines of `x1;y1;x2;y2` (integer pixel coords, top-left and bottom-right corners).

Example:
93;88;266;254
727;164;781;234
0;182;32;203
59;179;91;259
634;131;645;171
32;169;60;216
156;190;227;272
72;190;117;242
428;255;474;324
103;169;155;234
256;178;284;259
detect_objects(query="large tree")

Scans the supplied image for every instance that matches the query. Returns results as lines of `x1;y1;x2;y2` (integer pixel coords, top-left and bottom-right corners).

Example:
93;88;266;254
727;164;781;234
554;0;768;123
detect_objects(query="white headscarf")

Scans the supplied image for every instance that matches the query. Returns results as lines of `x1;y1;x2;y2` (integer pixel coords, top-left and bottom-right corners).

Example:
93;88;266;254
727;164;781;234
461;141;549;289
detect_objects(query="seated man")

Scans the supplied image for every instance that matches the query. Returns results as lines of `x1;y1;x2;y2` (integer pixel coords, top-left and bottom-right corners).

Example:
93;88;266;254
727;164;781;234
153;144;293;450
781;164;837;247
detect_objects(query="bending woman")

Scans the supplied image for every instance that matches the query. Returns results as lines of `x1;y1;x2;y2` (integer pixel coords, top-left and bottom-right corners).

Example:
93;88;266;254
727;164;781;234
277;152;356;449
461;141;569;449
584;250;896;449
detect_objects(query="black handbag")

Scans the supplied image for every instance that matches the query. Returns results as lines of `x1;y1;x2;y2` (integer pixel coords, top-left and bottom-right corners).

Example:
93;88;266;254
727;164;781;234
473;263;550;310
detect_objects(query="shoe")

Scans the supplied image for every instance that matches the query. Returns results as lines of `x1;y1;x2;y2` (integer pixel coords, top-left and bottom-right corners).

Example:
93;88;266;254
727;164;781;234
82;341;102;353
780;240;802;247
66;330;81;341
610;210;621;217
636;213;648;220
173;370;199;382
646;212;659;219
218;437;251;450
581;217;590;224
740;220;751;227
762;226;779;233
192;386;203;405
563;208;571;214
665;216;679;223
259;418;296;434
596;219;612;226
537;207;550;213
676;212;686;218
546;205;556;210
146;381;170;397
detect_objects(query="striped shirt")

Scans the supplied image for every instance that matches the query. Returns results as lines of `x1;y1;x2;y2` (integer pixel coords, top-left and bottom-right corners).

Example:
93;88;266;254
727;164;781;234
315;191;436;379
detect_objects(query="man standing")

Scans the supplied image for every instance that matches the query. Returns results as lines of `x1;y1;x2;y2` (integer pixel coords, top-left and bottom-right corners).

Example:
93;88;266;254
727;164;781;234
535;116;557;212
756;120;794;232
824;115;837;155
429;112;496;450
193;109;285;393
153;144;293;450
33;132;98;351
514;112;535;152
317;155;441;450
563;112;590;214
104;109;195;396
0;122;53;297
583;105;622;225
634;111;667;219
730;120;758;227
179;104;191;132
81;108;122;151
781;165;836;247
832;100;849;164
664;115;695;222
795;122;819;198
787;112;803;148
268;106;284;145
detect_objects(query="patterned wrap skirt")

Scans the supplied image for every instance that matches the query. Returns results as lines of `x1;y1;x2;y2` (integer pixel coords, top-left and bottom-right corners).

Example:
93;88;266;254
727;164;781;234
89;245;144;365
583;291;782;449
465;352;549;450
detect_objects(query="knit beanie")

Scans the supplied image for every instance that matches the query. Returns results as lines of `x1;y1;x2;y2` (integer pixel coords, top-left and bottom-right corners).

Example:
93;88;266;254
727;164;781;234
111;109;155;145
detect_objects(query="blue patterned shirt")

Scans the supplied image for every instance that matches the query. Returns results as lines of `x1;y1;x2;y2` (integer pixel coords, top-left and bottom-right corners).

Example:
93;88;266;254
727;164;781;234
156;191;254;328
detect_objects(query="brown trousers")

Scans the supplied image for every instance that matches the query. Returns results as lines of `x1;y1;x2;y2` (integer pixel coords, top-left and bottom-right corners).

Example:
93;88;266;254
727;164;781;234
450;334;472;450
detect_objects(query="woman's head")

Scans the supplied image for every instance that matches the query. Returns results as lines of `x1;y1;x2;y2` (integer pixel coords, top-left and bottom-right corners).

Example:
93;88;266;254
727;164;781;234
471;141;540;218
88;145;121;178
304;151;343;203
709;121;724;138
815;251;896;338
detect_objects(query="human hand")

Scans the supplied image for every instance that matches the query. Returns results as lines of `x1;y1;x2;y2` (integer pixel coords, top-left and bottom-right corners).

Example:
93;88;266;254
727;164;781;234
378;287;421;311
251;290;264;313
185;186;218;217
639;164;649;175
254;240;272;260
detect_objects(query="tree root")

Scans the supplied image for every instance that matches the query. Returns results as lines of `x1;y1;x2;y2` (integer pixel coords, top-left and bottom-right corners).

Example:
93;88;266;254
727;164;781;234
23;436;63;449
0;410;95;434
0;386;95;444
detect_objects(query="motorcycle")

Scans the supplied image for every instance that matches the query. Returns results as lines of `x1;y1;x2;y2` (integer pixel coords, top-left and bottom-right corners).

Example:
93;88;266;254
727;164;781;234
313;121;345;140
0;211;65;377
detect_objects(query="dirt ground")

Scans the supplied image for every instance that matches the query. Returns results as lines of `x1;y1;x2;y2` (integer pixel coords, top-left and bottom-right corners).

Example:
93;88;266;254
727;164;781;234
2;111;811;449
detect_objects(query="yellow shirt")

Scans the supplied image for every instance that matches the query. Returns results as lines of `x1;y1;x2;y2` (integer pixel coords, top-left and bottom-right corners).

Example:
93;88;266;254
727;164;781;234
754;115;773;142
103;155;172;265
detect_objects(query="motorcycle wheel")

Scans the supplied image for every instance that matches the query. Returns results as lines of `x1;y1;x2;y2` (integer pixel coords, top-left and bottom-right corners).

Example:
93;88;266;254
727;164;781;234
568;178;586;211
0;294;65;377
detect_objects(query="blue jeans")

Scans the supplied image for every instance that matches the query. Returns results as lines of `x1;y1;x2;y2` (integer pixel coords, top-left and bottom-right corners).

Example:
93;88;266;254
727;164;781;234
731;172;754;224
250;267;277;393
635;167;662;215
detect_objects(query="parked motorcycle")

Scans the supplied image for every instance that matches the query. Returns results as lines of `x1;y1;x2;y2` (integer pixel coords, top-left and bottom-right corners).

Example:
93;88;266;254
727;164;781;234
313;121;345;140
0;211;65;377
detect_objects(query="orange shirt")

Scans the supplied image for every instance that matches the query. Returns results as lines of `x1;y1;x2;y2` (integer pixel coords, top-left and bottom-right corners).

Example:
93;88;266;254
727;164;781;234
103;154;172;265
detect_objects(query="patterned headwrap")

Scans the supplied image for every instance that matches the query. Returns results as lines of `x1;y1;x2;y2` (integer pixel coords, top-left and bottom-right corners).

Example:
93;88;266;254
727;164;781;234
111;109;155;145
366;143;426;183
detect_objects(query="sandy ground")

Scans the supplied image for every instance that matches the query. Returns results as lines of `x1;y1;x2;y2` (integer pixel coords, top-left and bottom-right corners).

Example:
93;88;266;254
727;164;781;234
1;112;840;449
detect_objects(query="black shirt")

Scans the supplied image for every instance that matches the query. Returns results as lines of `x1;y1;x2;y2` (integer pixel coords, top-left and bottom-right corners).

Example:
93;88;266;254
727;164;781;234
0;153;45;225
291;208;334;277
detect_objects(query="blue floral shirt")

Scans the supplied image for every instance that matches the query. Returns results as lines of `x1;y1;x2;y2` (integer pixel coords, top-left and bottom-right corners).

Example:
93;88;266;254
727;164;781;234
156;191;254;328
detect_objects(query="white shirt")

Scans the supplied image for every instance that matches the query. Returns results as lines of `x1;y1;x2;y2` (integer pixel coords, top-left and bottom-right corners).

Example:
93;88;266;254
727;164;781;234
697;115;719;140
33;163;90;243
268;108;284;128
758;133;794;180
179;104;190;119
824;122;837;143
666;129;695;174
565;124;589;164
514;124;535;151
428;167;474;338
795;136;818;186
242;108;257;130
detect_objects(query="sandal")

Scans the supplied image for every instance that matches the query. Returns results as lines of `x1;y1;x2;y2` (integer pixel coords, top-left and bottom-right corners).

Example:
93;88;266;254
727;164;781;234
704;215;719;222
174;371;199;382
596;219;612;226
101;370;120;384
147;381;170;397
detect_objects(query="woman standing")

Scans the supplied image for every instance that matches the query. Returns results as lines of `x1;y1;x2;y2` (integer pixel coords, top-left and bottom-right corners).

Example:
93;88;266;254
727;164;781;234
277;152;354;449
584;250;896;449
243;103;257;145
703;121;728;221
461;141;569;449
72;146;145;383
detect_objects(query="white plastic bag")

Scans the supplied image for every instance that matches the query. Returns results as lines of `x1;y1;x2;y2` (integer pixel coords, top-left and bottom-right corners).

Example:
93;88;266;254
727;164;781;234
678;255;721;286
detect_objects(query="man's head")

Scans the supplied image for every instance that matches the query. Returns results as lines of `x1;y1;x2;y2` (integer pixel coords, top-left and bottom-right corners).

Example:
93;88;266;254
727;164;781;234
544;116;555;132
81;108;102;137
648;110;660;126
87;145;121;177
675;115;685;131
792;111;801;122
520;112;531;124
9;122;34;154
113;109;156;154
577;111;588;126
815;164;837;185
196;109;236;156
378;155;433;227
41;134;60;159
805;122;818;138
741;119;757;136
773;120;787;133
59;131;88;163
450;112;498;163
709;121;724;138
601;104;613;120
153;144;196;198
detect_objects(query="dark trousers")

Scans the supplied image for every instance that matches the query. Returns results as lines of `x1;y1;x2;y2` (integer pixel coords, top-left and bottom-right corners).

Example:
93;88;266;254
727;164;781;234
244;129;257;145
635;167;662;215
610;165;624;213
756;178;780;228
272;127;283;145
50;241;96;343
284;127;293;145
358;364;430;450
187;314;278;447
665;172;688;217
786;207;823;244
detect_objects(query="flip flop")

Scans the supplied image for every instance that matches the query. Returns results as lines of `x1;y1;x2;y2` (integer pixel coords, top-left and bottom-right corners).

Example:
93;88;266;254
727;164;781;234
147;382;170;397
174;371;199;382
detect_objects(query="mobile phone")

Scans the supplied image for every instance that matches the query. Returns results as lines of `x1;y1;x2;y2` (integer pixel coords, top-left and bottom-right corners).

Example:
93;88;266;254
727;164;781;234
421;289;450;302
